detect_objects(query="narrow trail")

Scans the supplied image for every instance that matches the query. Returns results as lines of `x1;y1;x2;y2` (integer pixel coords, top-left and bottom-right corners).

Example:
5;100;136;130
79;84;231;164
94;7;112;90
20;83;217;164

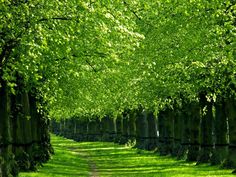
87;156;99;177
69;147;99;177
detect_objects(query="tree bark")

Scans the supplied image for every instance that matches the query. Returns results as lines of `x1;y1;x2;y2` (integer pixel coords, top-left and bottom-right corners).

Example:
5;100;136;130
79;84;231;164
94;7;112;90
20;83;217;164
120;113;129;144
87;118;101;141
127;111;136;146
147;111;158;150
114;115;123;143
197;93;213;164
135;109;149;150
164;109;174;155
101;116;111;142
211;97;228;165
187;101;200;162
223;98;236;169
0;79;15;176
177;108;190;159
172;110;181;157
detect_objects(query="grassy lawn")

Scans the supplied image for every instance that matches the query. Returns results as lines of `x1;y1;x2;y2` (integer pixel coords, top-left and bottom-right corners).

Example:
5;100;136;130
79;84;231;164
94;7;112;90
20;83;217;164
20;135;234;177
19;135;90;177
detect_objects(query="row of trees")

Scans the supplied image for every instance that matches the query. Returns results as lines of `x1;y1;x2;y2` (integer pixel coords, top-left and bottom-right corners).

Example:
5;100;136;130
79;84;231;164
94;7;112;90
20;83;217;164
51;1;236;173
51;99;236;173
0;1;142;176
0;76;53;176
1;0;236;176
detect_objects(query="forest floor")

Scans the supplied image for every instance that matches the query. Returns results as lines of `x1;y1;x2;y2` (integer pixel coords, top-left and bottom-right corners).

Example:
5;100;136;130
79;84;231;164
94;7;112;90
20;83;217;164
19;135;234;177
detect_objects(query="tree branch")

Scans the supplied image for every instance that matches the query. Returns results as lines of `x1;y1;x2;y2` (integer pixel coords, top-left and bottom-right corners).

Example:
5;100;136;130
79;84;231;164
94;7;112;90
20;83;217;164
38;17;76;22
0;39;19;68
85;59;97;73
123;1;142;21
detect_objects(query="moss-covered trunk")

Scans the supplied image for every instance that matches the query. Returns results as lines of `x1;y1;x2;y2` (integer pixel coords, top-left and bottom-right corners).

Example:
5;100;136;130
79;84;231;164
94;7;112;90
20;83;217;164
211;97;228;165
197;93;213;164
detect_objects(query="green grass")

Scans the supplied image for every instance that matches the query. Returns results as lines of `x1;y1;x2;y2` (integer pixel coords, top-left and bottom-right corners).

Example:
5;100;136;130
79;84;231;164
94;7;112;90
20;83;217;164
19;135;90;177
20;135;235;177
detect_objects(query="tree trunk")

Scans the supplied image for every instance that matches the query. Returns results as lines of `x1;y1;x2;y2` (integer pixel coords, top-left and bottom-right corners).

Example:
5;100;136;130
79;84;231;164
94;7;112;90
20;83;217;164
223;98;236;169
101;116;110;142
114;115;123;143
80;119;88;141
164;109;174;155
21;91;33;171
187;101;200;162
128;111;136;146
74;119;82;142
11;87;32;172
135;109;149;150
107;117;116;142
211;97;228;165
177;108;190;159
87;118;101;141
147;111;158;150
120;114;129;144
158;110;166;155
29;93;41;170
172;110;181;156
197;93;213;164
0;79;15;176
37;112;53;163
51;119;60;135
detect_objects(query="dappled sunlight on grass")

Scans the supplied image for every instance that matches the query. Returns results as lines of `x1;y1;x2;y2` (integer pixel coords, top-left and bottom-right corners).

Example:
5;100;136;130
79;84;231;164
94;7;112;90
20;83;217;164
76;141;234;177
19;135;90;177
20;135;234;177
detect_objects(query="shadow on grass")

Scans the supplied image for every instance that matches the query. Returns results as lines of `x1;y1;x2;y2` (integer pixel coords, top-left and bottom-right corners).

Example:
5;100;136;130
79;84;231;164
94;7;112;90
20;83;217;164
20;135;234;177
75;141;234;177
19;135;90;177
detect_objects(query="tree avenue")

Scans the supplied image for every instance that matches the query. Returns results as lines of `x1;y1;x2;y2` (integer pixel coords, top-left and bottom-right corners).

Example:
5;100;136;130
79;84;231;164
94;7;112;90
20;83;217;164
1;0;236;176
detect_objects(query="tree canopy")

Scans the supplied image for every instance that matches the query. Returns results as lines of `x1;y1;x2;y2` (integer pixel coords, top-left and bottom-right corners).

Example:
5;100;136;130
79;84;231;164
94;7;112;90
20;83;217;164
1;0;236;119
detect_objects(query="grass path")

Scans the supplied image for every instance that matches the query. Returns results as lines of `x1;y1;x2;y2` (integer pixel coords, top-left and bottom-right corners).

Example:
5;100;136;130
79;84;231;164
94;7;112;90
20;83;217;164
20;135;234;177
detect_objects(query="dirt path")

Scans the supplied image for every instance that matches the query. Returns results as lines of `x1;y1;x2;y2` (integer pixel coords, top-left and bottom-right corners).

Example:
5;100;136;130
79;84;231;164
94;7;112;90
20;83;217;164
87;155;99;177
70;147;99;177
